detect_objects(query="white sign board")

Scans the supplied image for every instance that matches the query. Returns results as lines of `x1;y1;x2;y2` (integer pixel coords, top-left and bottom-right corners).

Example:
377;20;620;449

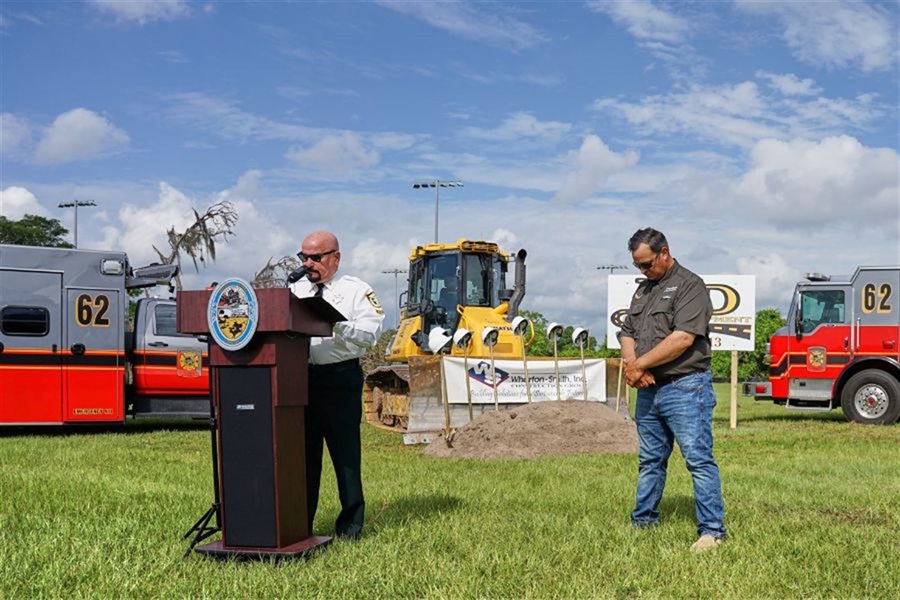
606;274;756;351
442;357;607;403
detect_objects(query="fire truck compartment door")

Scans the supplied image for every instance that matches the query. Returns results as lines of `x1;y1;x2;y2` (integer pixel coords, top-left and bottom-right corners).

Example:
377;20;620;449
64;288;122;422
0;270;63;424
853;269;900;361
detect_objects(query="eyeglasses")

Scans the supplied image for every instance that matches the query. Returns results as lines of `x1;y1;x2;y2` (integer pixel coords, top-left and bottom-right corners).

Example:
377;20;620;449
297;249;337;263
633;253;659;270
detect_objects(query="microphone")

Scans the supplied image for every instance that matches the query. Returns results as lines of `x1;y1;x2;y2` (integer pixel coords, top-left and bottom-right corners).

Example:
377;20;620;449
286;265;310;285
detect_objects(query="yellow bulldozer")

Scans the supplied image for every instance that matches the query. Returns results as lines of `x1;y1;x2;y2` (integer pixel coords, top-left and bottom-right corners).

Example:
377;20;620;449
363;239;531;441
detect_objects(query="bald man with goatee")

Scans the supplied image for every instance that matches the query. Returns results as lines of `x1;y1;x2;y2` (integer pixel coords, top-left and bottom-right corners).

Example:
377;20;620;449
290;230;384;539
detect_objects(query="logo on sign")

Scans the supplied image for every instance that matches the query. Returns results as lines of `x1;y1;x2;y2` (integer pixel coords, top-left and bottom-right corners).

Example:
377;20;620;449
708;284;741;316
207;278;259;351
468;361;510;388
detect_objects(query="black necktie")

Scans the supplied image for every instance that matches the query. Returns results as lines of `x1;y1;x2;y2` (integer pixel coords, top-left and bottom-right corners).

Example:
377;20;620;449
314;283;325;298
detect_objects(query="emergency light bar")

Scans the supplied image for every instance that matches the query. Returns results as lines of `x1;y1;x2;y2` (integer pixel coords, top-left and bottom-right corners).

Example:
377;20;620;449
100;259;125;276
805;272;830;282
127;263;179;289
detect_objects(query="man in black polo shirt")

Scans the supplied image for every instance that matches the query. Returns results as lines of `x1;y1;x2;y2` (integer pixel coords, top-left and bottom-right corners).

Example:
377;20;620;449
618;227;726;552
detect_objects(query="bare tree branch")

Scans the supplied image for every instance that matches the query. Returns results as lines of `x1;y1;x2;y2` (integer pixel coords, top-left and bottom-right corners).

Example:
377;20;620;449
155;200;238;291
251;255;302;289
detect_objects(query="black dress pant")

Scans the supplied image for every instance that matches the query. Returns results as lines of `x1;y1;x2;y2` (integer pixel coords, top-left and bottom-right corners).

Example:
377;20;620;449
305;359;364;538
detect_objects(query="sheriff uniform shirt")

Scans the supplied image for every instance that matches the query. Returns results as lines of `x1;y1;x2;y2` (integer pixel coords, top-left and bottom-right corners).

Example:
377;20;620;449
618;261;712;381
290;274;385;365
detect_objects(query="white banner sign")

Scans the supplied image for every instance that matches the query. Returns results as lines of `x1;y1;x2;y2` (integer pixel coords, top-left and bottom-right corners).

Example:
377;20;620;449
442;357;608;404
606;274;756;351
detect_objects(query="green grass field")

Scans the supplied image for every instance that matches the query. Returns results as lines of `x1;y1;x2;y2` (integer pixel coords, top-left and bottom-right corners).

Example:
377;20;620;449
1;386;897;599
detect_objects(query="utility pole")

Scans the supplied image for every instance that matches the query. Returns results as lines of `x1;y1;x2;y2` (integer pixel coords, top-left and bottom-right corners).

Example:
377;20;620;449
382;268;407;328
412;180;463;243
58;199;96;248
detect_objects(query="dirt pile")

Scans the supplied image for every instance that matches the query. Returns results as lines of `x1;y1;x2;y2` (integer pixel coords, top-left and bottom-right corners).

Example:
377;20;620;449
422;400;638;459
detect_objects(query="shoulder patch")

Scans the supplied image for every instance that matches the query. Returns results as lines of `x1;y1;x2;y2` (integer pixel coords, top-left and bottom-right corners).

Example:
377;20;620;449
366;290;384;314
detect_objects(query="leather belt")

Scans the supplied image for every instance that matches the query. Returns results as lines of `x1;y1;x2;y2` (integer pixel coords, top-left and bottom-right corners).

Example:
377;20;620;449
654;371;699;387
309;358;360;372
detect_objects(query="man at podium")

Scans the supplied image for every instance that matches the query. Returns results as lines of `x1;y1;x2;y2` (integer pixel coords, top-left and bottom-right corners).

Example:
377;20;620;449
289;230;385;539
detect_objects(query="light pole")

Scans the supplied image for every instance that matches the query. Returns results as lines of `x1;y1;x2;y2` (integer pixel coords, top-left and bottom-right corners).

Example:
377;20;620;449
412;180;463;243
597;264;629;275
382;268;407;328
58;199;96;248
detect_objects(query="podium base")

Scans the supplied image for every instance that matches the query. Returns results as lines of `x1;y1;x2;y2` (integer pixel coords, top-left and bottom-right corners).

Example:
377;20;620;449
195;536;332;561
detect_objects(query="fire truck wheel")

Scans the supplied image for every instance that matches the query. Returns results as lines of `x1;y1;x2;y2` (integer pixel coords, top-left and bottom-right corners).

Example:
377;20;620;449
840;370;900;425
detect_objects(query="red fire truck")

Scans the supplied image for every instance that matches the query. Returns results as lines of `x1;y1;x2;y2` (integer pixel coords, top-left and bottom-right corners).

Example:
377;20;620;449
745;266;899;425
0;244;209;425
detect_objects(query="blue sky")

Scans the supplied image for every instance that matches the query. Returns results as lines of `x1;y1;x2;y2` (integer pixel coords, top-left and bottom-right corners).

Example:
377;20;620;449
2;0;898;334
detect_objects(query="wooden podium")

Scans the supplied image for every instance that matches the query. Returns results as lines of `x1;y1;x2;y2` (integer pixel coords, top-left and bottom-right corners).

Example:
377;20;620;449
178;287;343;559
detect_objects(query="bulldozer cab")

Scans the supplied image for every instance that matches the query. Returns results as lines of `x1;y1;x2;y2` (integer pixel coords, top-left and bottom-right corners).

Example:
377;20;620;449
405;242;509;345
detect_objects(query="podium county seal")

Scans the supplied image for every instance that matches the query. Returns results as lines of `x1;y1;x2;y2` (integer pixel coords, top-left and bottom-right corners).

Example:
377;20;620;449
207;278;259;351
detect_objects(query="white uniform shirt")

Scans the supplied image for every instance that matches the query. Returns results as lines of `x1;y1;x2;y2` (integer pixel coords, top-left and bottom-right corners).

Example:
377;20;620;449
290;274;385;365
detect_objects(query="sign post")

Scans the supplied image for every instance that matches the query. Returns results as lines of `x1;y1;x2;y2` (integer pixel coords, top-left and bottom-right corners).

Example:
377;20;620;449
730;350;739;429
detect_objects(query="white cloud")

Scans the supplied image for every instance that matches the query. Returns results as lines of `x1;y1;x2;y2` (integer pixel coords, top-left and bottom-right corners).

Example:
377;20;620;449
108;172;297;283
88;0;192;25
165;92;422;155
594;81;884;147
554;135;640;203
34;108;130;164
451;155;566;194
214;186;298;281
595;81;773;147
0;186;48;219
736;253;801;308
490;228;518;249
460;112;571;143
157;49;189;64
114;182;198;266
585;0;691;43
455;66;564;87
584;0;707;81
785;95;882;131
348;238;415;291
0;113;32;159
284;133;381;174
736;0;898;72
166;92;317;142
732;135;899;229
370;132;419;151
756;71;822;97
374;0;546;50
416;132;640;199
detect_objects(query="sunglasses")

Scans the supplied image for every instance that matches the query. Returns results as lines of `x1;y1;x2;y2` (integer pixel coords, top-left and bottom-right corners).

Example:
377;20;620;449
633;253;659;270
297;249;337;263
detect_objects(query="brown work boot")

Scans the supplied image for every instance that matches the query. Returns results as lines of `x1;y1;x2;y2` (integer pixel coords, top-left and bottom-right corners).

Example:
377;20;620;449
690;534;723;552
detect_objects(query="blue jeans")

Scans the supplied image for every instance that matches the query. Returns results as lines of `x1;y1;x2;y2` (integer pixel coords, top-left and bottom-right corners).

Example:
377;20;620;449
631;370;726;538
